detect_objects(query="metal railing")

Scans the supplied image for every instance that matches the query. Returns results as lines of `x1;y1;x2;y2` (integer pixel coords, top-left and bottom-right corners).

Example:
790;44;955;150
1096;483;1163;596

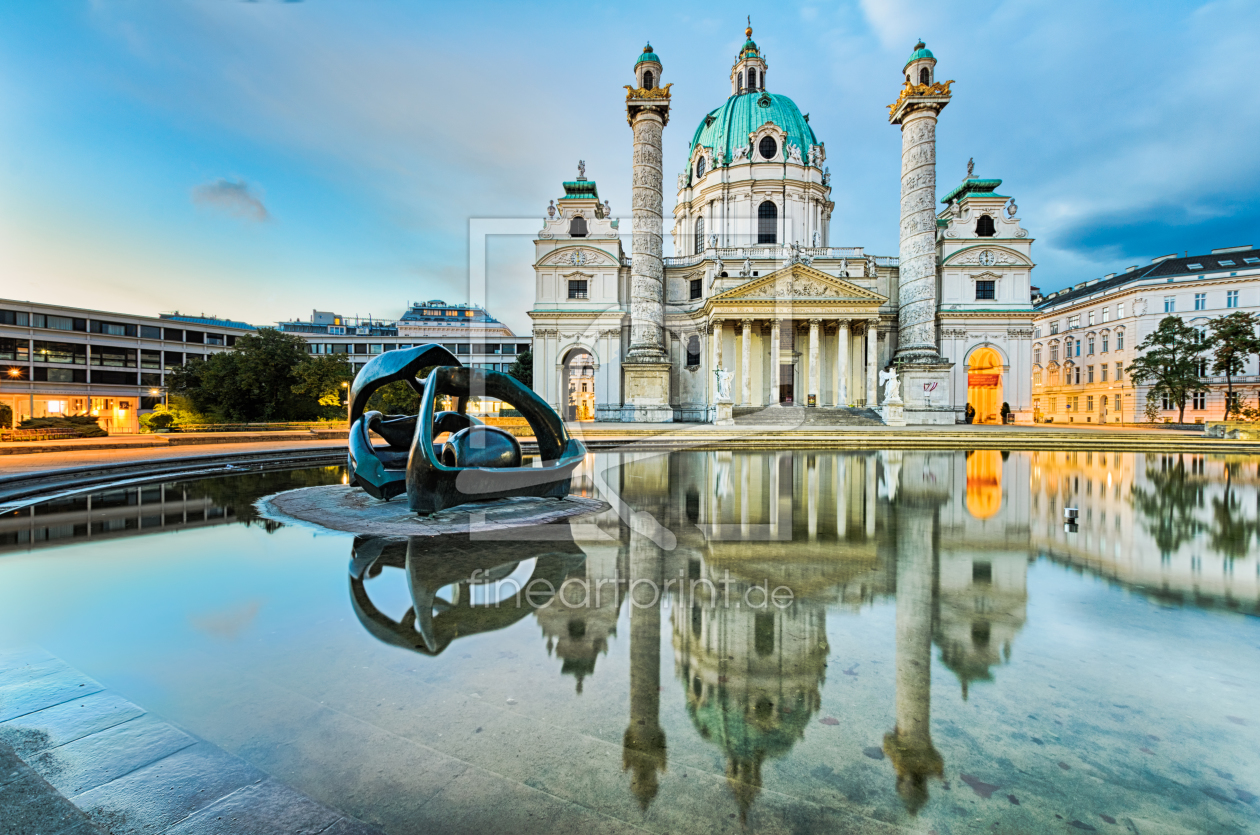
166;421;349;433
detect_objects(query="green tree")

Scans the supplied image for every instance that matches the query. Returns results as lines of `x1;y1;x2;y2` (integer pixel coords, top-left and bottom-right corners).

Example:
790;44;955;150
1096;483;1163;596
291;354;354;418
507;350;533;390
367;380;423;416
1207;311;1260;420
1127;316;1205;424
0;403;11;429
168;328;322;422
1130;454;1204;559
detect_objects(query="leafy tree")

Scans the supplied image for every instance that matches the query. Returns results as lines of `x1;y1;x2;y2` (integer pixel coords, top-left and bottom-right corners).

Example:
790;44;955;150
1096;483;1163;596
168;328;323;422
1207;312;1260;420
0;403;11;429
292;354;354;418
507;350;533;390
1127;316;1205;424
367;380;423;416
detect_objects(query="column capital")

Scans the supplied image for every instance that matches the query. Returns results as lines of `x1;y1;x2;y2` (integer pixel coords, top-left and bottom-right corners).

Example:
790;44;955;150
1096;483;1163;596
808;318;822;327
836;318;851;330
740;318;754;327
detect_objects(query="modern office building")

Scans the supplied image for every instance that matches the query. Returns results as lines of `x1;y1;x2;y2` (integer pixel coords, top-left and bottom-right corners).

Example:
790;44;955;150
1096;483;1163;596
1031;245;1260;423
276;300;530;375
0;300;252;433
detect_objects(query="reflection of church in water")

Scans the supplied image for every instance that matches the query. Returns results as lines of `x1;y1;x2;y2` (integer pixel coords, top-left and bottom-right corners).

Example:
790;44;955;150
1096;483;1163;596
349;449;1032;818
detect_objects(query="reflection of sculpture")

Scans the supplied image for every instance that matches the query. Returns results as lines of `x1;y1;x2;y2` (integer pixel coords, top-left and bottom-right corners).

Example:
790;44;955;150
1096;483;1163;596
347;344;586;514
715;367;734;401
879;366;902;402
348;532;586;656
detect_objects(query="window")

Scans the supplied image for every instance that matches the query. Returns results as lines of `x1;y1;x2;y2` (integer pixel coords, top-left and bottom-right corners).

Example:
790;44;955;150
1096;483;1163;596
1186;263;1203;270
1116;331;1124;350
1050;344;1059;362
567;279;588;300
140;325;161;340
0;338;29;362
919;67;930;85
1100;364;1108;382
1101;307;1109;323
0;310;30;326
205;334;224;346
1227;290;1239;308
1101;334;1109;353
92;370;136;386
1194;293;1206;310
1050;321;1059;334
975;280;995;300
1193;391;1206;410
643;70;654;90
1068;315;1080;329
1087;365;1094;383
34;314;86;332
368;344;383;355
568;216;587;237
1034;327;1042;338
140;350;161;370
749;69;758;89
1074;366;1081;384
33;367;85;384
1075;339;1081;357
975;214;996;237
1101;395;1108;411
1162;393;1172;410
33;341;86;365
1116;362;1123;380
1034;371;1042;385
1196;358;1207;377
695;156;706;180
1049;397;1057;413
1116;303;1124;319
1245;257;1260;265
518;343;532;354
1087;337;1095;355
1218;260;1235;267
737;71;743;89
689;278;702;300
758;135;777;160
1033;348;1041;364
1088;311;1095;326
757;200;777;243
1164;296;1175;312
92;321;132;337
694;215;705;255
1087;396;1094;412
686;335;700;367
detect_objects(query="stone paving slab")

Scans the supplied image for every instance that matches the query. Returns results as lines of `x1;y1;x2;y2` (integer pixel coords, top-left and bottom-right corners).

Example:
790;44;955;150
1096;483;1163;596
258;486;608;537
28;714;196;796
0;648;384;835
0;691;145;758
72;743;265;835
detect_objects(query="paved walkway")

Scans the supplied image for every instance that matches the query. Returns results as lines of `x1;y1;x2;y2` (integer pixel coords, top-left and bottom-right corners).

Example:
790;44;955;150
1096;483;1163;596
0;647;380;835
0;439;345;477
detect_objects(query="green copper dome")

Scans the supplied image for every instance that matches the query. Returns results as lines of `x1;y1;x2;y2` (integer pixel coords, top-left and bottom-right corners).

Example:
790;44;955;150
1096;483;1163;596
636;43;660;66
905;40;934;67
688;91;818;170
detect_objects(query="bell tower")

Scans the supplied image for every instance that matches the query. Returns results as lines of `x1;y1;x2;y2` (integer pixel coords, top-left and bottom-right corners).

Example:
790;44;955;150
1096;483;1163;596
729;18;767;95
622;43;674;422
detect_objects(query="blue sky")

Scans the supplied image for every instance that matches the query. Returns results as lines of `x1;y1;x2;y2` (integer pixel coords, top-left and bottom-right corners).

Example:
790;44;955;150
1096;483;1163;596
1;1;1256;335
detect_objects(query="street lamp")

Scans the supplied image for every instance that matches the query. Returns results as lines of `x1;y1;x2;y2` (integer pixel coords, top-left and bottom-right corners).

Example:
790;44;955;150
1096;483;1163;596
342;381;350;423
2;367;23;429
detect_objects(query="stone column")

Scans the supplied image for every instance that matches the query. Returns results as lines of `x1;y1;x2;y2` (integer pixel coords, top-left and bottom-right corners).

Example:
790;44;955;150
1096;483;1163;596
835;319;850;406
866;322;879;406
892;105;946;363
770;319;782;404
808;319;821;406
624;526;667;808
741;319;753;406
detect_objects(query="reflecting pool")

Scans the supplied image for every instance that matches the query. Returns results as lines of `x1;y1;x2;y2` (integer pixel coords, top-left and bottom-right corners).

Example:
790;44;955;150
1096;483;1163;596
1;451;1258;834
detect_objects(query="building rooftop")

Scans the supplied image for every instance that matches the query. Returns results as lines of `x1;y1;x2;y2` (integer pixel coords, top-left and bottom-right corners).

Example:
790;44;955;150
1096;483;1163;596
399;300;504;325
160;313;255;331
1035;245;1258;310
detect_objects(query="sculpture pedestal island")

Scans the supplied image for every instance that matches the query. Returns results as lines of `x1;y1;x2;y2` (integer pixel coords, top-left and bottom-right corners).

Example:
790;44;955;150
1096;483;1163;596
256;344;606;535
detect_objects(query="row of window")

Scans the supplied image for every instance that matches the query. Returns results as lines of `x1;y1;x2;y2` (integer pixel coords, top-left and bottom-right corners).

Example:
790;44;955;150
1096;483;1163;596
1041;289;1245;337
16;368;167;386
1047;394;1116;412
1035;362;1125;386
306;342;530;357
1044;303;1128;336
0;312;233;345
1036;332;1125;364
8;342;205;368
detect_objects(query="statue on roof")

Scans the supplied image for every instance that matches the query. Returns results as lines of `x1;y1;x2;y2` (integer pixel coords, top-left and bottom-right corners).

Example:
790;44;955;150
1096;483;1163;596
966;157;975;179
577;159;586;179
604;199;612;216
547;200;556;219
1006;198;1018;218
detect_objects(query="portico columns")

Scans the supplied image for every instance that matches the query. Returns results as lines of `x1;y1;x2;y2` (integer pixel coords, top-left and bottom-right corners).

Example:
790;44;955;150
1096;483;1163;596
808;319;821;406
740;319;753;406
710;320;723;397
835;319;850;407
866;322;879;406
770;319;782;404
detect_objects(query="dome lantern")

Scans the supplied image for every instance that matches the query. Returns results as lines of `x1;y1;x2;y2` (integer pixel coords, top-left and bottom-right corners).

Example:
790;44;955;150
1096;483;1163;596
730;17;767;95
635;43;662;91
904;39;937;86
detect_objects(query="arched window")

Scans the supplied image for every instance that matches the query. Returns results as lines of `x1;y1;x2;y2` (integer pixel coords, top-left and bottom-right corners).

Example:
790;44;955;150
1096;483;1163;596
919;67;930;85
758;135;777;160
643;71;654;90
686;335;701;367
694;216;705;255
749;69;758;89
757;201;777;244
695;156;706;180
737;71;743;90
975;214;996;237
569;216;587;237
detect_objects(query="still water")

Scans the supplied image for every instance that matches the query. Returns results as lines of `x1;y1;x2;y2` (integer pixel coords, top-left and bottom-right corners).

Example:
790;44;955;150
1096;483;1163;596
1;451;1258;834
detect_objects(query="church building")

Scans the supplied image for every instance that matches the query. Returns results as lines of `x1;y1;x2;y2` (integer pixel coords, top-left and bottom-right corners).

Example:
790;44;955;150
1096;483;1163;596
529;25;1036;424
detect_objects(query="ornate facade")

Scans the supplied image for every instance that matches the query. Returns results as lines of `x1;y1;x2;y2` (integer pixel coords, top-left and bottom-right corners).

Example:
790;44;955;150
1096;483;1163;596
529;27;1036;423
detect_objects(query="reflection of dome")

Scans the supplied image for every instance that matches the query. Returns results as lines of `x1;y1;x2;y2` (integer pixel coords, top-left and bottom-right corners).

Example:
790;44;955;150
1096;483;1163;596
688;92;818;167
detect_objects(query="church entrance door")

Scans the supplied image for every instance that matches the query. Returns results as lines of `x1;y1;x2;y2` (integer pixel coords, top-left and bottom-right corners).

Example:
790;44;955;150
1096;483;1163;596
779;364;795;403
967;346;1004;424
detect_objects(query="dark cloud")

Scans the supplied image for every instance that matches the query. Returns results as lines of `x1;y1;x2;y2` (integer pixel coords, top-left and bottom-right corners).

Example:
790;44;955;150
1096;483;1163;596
191;177;270;222
1053;200;1260;267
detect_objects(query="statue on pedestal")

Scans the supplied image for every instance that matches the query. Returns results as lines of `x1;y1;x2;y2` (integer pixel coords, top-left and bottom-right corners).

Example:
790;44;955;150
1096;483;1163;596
715;366;734;402
879;366;902;403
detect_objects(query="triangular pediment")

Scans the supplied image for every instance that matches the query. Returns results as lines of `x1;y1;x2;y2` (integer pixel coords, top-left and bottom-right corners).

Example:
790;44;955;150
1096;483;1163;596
712;263;887;303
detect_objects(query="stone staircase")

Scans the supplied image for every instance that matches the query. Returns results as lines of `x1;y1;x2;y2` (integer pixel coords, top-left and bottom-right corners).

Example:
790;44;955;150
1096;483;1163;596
732;405;886;426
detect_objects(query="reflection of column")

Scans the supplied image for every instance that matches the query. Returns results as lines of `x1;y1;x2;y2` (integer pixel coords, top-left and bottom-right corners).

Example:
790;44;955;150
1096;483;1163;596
866;322;879;406
807;454;818;539
624;527;666;809
741;319;753;406
834;320;849;406
808;319;821;406
836;455;848;538
865;455;876;538
770;319;782;403
769;451;781;536
884;502;943;814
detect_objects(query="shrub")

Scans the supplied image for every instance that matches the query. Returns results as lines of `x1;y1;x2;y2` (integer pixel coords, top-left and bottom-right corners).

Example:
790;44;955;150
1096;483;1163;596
0;404;11;430
18;416;107;437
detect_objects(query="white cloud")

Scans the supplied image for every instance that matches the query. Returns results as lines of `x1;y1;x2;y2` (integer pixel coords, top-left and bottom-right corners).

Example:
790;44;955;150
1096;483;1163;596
192;177;270;222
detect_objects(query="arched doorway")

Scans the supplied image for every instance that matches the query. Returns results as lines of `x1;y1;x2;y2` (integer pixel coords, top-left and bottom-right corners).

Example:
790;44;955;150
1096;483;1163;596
965;450;1002;519
562;349;595;421
967;346;1004;424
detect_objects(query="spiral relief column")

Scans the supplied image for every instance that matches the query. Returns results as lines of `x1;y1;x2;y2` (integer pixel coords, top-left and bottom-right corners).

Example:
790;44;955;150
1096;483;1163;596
622;44;674;422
